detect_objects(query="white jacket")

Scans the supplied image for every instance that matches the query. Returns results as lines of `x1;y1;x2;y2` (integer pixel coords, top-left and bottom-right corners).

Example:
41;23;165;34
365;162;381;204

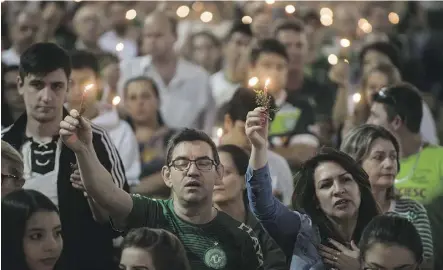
92;109;141;186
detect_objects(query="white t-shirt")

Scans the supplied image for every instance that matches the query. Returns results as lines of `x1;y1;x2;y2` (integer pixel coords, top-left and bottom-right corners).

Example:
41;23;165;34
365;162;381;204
210;70;240;108
92;108;141;186
98;31;138;61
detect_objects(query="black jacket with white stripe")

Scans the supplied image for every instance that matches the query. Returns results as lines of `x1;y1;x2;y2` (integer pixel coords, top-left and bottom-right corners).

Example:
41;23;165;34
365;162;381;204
2;109;129;270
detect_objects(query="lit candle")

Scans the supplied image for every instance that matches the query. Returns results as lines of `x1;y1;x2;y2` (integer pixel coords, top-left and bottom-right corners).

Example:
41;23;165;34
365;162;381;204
340;38;351;48
116;42;124;52
80;84;94;115
216;127;223;145
112;96;121;107
352;93;361;103
248;77;259;87
264;78;270;95
216;127;223;138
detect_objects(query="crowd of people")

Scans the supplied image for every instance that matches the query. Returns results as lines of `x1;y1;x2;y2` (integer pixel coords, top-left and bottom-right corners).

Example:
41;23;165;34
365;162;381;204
1;1;443;270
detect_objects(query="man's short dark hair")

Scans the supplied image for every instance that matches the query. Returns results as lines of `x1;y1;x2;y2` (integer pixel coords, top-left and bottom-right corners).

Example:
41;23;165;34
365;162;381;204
70;49;100;76
373;83;423;133
359;41;401;70
224;87;277;123
225;21;253;42
274;19;305;36
96;52;119;71
302;9;320;25
165;128;220;166
250;38;289;64
19;42;71;81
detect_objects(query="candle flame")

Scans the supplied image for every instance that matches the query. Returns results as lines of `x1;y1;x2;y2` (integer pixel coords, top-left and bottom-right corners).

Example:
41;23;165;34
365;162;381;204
265;78;271;87
116;43;124;52
216;128;223;138
112;96;121;106
248;77;259;87
353;93;361;103
84;84;94;92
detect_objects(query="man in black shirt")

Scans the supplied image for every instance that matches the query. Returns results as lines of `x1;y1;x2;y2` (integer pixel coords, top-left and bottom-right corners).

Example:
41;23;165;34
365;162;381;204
2;42;128;270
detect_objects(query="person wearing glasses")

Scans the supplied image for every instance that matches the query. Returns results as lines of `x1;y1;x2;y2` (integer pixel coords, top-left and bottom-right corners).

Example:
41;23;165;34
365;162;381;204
1;140;25;197
359;215;423;270
367;83;443;270
59;111;265;270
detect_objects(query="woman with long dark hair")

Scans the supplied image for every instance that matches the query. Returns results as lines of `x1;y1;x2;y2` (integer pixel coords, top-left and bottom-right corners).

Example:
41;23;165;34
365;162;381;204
359;215;423;270
341;124;433;267
213;144;287;269
245;107;380;269
2;189;63;270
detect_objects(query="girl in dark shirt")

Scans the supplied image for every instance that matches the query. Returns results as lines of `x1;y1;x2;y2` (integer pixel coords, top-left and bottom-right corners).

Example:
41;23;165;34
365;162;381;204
2;190;63;270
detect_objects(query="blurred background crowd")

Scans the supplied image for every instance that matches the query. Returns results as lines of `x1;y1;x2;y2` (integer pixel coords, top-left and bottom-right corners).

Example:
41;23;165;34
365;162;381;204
1;1;443;270
2;1;443;150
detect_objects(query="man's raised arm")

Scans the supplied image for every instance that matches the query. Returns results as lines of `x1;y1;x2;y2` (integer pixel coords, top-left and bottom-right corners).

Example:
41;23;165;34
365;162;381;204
59;109;132;225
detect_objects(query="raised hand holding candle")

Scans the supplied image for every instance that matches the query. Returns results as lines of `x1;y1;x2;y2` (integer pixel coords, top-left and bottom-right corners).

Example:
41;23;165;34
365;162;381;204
251;77;277;120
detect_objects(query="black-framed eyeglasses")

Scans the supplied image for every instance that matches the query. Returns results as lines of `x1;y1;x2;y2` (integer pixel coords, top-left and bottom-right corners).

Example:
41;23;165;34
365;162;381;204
168;158;217;171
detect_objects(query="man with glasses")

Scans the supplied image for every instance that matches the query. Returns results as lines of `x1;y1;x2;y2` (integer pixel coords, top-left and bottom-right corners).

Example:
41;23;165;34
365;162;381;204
59;111;264;270
367;82;443;270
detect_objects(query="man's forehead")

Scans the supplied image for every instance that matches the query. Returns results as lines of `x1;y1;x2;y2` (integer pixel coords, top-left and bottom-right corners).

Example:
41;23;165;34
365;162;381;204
232;32;251;40
5;70;18;77
171;141;214;159
71;68;96;79
25;70;67;83
75;6;98;22
17;13;39;23
371;102;387;114
256;54;288;68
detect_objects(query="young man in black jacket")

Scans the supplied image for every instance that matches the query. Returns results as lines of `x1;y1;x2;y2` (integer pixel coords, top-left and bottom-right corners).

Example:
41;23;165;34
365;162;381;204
2;42;129;270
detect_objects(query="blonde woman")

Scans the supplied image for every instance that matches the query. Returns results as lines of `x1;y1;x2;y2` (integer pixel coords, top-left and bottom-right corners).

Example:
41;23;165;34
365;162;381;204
331;63;401;138
350;63;402;127
341;124;434;268
343;63;438;144
1;140;24;197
